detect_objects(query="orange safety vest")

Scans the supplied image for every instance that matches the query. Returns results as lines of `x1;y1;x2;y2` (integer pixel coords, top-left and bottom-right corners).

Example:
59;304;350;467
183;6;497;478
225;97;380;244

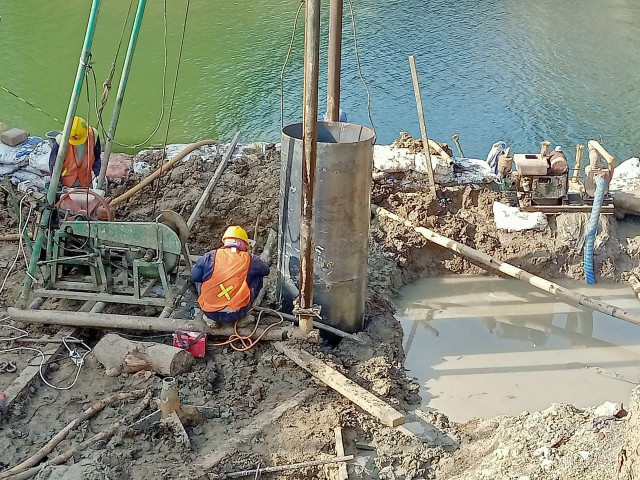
61;127;96;188
198;248;252;313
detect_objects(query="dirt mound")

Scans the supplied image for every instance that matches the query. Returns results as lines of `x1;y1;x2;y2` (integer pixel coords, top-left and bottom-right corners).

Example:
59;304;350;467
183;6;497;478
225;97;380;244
2;143;640;480
371;177;634;283
439;401;629;480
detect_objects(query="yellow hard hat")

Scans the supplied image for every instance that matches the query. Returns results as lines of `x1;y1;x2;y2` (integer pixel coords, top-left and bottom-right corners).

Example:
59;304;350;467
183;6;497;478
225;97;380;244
222;225;249;245
69;116;88;145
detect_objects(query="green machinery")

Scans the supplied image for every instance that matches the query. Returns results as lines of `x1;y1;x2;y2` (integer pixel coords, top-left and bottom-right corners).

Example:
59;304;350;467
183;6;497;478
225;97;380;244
15;0;196;310
34;214;190;307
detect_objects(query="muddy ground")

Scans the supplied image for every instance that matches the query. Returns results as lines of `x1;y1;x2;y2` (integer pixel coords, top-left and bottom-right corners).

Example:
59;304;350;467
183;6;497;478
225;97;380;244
1;143;639;479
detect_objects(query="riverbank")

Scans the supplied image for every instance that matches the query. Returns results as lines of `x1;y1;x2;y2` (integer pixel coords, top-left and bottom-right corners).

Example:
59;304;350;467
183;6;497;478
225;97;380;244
1;140;640;479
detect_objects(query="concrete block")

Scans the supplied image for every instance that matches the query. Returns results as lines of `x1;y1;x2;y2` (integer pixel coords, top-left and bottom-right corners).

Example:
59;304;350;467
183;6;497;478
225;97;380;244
106;153;133;179
1;128;29;147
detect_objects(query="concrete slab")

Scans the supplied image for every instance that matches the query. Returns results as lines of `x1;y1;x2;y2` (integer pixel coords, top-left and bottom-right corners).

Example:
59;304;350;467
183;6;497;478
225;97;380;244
1;128;29;147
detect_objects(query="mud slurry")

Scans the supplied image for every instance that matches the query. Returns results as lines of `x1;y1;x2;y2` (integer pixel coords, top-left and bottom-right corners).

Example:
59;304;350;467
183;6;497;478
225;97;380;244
0;145;639;479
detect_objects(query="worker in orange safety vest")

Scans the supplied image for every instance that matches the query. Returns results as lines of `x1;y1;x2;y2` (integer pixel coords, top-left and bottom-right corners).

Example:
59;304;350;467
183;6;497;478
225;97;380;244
191;226;270;323
48;116;102;188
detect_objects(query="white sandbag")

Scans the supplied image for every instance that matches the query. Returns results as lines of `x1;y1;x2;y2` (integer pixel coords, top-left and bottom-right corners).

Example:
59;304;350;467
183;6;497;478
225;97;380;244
373;145;454;183
26;141;52;173
133;161;151;176
486;141;506;170
11;170;49;189
0;162;24;176
454;157;497;184
493;202;548;232
0;143;20;166
610;157;640;192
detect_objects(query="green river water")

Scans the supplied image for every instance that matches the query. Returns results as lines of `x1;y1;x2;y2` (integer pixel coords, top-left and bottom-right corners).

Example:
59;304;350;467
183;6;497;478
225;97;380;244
0;0;638;159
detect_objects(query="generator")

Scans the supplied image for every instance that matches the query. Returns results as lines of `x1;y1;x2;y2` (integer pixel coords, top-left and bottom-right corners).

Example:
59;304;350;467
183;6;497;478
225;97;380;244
513;153;568;207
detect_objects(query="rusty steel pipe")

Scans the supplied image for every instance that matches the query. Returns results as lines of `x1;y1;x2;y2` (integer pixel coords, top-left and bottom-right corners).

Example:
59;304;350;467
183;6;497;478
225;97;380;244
327;0;343;121
299;0;322;334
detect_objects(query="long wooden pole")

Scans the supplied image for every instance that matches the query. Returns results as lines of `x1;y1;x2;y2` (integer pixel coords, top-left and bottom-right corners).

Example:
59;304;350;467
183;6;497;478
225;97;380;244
408;55;437;193
298;0;322;335
6;307;288;340
220;456;354;479
186;131;240;230
109;140;216;207
326;0;343;121
375;206;640;327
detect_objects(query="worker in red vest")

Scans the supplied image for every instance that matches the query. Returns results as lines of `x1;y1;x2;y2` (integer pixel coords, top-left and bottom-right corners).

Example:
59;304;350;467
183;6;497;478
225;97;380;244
191;226;270;323
48;116;102;188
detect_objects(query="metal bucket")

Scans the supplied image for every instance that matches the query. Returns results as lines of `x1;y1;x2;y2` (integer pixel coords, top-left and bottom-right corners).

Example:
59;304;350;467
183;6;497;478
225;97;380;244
277;121;375;333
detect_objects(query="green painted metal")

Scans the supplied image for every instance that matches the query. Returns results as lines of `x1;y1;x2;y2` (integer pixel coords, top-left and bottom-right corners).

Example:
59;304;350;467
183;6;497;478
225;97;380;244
33;288;172;307
96;0;147;190
62;221;181;255
18;0;101;305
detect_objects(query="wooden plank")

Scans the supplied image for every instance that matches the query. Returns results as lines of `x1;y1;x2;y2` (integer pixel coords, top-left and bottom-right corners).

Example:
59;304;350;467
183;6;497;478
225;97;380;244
4;328;75;411
196;388;314;476
187;131;240;231
274;342;406;427
334;427;349;480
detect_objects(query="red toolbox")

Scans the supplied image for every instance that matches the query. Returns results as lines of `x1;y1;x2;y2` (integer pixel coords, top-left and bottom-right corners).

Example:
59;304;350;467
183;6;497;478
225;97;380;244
173;331;207;358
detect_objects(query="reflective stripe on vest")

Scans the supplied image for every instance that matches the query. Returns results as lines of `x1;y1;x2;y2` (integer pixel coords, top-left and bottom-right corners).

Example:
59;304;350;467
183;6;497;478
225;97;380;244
198;248;251;313
61;127;96;188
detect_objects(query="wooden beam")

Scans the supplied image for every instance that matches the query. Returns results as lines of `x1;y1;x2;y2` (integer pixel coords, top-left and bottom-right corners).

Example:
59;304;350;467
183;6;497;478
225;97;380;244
6;307;289;340
334;427;349;480
408;55;437;192
187;131;240;231
376;206;640;327
274;342;405;427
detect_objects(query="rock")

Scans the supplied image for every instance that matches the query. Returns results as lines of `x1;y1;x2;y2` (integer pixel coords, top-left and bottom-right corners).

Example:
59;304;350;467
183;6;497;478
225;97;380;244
618;386;640;479
0;123;8;134
133;161;151;176
1;128;29;147
106;153;133;179
541;458;554;470
578;450;591;460
533;446;551;459
594;401;627;418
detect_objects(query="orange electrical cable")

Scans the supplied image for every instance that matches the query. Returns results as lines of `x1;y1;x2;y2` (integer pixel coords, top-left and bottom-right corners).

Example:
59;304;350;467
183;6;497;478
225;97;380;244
212;308;284;352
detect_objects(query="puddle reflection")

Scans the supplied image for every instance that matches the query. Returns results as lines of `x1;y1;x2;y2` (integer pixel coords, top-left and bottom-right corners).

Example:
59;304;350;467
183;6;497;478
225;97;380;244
396;276;640;422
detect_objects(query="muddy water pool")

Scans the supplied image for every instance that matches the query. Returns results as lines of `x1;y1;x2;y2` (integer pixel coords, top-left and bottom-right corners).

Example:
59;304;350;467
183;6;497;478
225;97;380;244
396;276;640;422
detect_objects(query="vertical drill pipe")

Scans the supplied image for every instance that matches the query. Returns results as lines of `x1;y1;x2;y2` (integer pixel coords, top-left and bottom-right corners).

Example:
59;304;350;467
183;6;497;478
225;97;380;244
96;0;147;190
572;144;584;183
452;133;464;158
540;140;551;156
299;0;321;334
19;0;102;304
408;55;437;192
326;0;343;121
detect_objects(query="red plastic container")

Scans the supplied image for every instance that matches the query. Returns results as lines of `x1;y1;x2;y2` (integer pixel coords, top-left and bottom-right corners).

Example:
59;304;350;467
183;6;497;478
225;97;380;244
173;331;207;358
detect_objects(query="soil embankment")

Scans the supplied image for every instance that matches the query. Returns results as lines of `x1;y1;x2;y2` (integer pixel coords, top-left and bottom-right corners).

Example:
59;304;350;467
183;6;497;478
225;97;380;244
1;143;639;479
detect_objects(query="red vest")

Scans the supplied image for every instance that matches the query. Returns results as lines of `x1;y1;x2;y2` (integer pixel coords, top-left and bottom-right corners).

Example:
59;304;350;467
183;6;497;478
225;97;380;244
198;248;251;313
61;128;96;188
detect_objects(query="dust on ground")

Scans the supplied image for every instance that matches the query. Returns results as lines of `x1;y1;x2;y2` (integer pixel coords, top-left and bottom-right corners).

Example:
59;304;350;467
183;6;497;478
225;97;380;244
1;142;639;479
